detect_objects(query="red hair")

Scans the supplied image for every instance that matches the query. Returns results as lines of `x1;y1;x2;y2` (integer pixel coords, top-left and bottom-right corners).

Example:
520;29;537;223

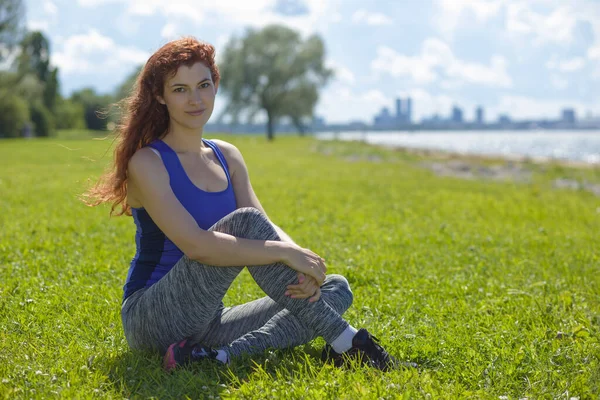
83;37;220;216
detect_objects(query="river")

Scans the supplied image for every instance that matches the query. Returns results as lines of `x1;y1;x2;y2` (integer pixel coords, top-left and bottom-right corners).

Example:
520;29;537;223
317;130;600;164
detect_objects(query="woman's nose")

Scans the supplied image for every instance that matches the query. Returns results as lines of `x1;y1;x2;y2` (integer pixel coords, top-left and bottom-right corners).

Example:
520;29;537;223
188;89;202;105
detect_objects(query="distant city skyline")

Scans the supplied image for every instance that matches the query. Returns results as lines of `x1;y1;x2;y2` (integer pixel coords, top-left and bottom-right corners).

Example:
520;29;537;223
23;0;600;124
365;96;596;128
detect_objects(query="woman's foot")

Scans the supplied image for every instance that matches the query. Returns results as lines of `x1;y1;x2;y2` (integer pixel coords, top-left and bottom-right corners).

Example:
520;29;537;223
162;339;222;372
321;328;416;371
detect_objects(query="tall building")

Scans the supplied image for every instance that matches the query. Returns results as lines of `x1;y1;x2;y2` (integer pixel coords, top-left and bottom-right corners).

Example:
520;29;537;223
476;106;484;124
374;107;395;127
394;97;413;124
498;114;511;125
451;106;464;123
561;108;576;124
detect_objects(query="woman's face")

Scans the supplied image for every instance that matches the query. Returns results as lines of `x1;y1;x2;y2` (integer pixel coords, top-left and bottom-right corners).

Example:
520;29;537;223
157;61;218;131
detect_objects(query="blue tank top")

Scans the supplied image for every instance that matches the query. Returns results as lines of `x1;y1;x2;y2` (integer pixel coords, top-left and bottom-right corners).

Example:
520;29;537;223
123;139;237;301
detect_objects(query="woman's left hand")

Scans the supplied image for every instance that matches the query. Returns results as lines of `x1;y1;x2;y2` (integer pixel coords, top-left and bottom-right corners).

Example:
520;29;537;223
285;273;322;303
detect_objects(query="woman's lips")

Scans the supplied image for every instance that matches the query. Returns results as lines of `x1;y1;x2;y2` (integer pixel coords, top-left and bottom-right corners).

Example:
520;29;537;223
186;109;205;116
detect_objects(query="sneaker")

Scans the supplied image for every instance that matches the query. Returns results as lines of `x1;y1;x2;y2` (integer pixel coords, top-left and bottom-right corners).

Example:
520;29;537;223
162;338;220;372
321;328;416;371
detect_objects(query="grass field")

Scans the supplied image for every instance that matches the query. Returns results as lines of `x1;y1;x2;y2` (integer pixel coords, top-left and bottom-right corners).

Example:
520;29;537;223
1;132;599;399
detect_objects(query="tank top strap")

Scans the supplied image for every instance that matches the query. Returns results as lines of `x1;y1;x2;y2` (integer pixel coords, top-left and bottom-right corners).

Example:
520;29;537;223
202;139;232;182
147;140;187;184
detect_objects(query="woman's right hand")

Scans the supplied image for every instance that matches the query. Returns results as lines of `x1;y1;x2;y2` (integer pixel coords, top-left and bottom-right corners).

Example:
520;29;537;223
280;243;327;285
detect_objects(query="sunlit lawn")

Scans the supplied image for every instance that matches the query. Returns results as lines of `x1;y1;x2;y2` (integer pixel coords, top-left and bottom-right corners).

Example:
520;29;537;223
1;132;599;399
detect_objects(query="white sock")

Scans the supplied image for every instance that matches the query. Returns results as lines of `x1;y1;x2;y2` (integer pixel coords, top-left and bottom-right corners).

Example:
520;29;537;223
215;349;229;364
330;325;358;354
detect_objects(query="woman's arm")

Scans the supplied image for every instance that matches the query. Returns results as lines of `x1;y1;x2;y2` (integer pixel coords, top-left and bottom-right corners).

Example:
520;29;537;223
214;140;324;301
127;147;326;283
213;140;295;242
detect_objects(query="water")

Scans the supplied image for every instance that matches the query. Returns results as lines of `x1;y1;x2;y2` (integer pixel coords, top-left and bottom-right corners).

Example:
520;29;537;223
317;130;600;164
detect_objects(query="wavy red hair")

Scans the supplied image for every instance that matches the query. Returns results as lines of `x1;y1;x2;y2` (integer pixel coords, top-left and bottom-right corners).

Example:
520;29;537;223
83;37;220;216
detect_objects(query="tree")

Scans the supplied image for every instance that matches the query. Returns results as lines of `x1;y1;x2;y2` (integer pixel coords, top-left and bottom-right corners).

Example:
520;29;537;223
29;100;53;137
55;98;85;130
71;88;113;131
0;0;24;64
219;25;332;140
18;31;59;112
279;83;318;136
0;89;29;137
5;70;56;136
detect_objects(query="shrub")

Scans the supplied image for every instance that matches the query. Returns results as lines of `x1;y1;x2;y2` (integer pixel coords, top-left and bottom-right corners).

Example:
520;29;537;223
0;92;30;138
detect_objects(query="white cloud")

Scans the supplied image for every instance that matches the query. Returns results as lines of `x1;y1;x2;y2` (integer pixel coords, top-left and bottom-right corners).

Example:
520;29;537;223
27;19;50;32
433;0;504;38
26;0;58;32
44;0;58;15
52;29;149;74
589;44;600;61
351;10;393;26
160;23;178;40
434;0;592;48
546;57;586;72
126;0;205;22
506;3;578;45
371;38;512;88
77;0;342;37
326;60;355;84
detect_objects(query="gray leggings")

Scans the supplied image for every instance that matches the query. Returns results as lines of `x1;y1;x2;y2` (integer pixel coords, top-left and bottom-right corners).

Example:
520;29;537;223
121;207;353;358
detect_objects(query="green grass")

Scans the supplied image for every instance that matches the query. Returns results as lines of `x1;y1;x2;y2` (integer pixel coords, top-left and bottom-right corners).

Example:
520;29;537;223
1;132;599;399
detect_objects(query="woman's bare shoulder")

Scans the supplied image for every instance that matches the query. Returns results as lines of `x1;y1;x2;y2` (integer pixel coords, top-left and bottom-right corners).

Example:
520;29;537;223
128;147;167;187
129;146;162;170
210;139;244;165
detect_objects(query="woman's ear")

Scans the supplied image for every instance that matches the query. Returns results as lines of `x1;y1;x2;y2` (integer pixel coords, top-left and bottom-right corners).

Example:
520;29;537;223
156;96;166;105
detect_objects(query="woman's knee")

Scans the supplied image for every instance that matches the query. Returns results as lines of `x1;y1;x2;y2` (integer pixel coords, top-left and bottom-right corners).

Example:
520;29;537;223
211;207;278;240
324;274;353;311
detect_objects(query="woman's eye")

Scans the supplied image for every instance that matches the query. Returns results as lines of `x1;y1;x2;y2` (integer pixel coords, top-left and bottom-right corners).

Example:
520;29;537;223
174;87;185;93
200;82;210;88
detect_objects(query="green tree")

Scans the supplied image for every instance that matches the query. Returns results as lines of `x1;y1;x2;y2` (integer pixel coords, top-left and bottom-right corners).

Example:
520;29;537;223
0;0;24;64
17;31;50;80
55;97;86;130
219;25;332;140
29;100;53;137
71;88;113;131
280;83;318;135
1;70;54;137
18;31;59;112
0;89;29;138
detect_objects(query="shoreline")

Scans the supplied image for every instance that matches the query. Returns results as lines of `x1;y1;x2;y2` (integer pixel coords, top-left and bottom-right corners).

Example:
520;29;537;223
322;137;600;169
316;138;600;197
317;130;600;168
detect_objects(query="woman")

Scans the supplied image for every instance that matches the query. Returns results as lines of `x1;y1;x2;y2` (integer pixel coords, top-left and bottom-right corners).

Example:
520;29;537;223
86;37;402;372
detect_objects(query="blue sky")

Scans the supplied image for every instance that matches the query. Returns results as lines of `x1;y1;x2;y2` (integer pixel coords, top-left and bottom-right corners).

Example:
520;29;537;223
24;0;600;124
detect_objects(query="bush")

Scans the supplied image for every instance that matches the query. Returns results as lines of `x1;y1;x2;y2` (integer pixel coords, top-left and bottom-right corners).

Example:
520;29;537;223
0;92;30;138
55;98;86;130
30;101;55;137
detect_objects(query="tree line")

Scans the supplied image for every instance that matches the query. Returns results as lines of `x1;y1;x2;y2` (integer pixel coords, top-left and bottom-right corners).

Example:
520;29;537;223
0;0;332;140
